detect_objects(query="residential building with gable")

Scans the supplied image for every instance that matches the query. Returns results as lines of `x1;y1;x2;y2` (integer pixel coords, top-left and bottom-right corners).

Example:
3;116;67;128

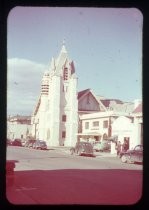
7;115;31;140
79;97;142;153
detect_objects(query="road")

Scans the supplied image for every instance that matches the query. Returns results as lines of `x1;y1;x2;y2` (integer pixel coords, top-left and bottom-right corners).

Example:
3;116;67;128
6;146;143;205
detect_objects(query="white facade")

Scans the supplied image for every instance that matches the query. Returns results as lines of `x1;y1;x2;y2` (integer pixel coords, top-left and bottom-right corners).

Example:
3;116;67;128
132;104;143;147
112;116;134;149
112;113;142;151
7;121;31;140
31;44;78;146
80;105;142;153
80;111;122;141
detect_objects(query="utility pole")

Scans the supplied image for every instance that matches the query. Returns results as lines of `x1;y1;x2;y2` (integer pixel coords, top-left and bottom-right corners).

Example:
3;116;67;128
108;116;112;137
34;119;39;140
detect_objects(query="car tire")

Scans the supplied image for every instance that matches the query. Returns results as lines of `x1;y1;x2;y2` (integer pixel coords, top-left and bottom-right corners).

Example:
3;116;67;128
78;150;82;156
121;155;127;163
127;156;134;164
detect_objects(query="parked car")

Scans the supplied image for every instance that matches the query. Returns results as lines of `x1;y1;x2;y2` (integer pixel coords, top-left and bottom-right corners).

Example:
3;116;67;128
120;145;143;164
33;140;47;150
12;139;22;146
70;142;95;157
93;140;111;152
25;139;36;148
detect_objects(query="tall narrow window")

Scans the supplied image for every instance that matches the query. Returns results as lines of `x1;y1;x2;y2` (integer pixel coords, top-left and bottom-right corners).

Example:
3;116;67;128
62;131;66;138
63;67;68;80
62;115;66;122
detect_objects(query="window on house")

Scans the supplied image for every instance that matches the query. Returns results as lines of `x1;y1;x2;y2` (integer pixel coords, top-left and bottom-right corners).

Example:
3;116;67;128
62;131;66;138
62;115;66;122
93;121;99;127
85;122;89;129
103;120;108;128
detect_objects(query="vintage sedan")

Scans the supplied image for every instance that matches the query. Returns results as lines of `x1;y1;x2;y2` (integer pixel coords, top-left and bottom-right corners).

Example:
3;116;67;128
70;142;95;157
25;139;36;148
121;145;143;164
11;139;22;146
93;140;111;152
33;140;47;150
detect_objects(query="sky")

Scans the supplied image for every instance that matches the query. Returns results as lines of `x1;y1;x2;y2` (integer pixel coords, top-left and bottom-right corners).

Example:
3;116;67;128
7;7;143;116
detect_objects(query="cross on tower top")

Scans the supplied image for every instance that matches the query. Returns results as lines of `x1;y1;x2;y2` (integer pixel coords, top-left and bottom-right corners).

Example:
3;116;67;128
61;39;67;53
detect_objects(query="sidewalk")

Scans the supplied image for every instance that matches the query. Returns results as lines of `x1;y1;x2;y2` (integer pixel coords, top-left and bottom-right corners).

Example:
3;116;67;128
95;152;117;158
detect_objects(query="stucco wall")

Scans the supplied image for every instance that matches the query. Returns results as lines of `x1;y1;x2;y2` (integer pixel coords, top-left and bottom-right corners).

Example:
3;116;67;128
7;122;31;140
112;116;134;148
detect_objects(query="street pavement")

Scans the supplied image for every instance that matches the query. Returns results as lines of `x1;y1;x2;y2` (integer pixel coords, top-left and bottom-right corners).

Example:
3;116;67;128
5;146;143;205
48;146;117;157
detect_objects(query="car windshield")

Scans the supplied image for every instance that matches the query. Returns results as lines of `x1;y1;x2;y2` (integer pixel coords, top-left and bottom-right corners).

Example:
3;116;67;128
39;140;46;144
83;143;92;147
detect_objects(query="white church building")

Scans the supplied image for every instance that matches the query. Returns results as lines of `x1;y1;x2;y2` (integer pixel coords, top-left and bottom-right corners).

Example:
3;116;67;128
31;44;78;146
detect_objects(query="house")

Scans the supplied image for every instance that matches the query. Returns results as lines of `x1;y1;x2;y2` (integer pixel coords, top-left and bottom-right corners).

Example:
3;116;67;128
112;102;142;152
112;116;134;149
78;97;142;153
77;88;106;134
132;102;143;146
7;115;31;140
78;88;106;115
79;110;132;143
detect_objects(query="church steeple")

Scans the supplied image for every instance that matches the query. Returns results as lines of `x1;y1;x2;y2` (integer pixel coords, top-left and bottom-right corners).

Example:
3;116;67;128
50;57;56;71
56;40;68;72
